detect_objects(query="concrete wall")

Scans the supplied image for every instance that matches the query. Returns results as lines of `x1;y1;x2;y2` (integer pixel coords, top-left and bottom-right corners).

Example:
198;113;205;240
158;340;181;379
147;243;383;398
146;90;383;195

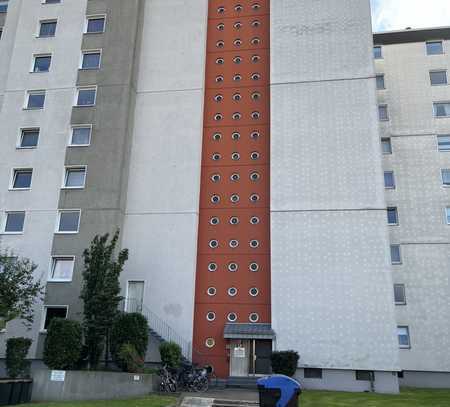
31;370;156;402
376;38;450;374
399;371;450;389
121;0;208;344
270;0;400;387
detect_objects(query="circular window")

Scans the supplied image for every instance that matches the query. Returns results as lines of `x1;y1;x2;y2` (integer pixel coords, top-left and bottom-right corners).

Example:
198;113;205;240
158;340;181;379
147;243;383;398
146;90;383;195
228;287;238;297
251;37;261;45
251;92;261;101
205;337;216;348
227;313;238;322
210;217;220;226
250;194;260;203
217;23;225;31
250;172;260;181
235;4;243;12
251;73;261;81
208;262;218;272
249;313;260;323
249;262;259;272
230;194;240;203
230;173;240;182
231;152;240;160
234;39;242;47
231;132;241;140
229;216;239;225
206;312;216;322
216;58;224;65
229;239;239;248
209;239;219;248
251;111;261;120
250;216;260;225
212;153;221;160
211;174;221;183
233;56;242;64
232;93;242;101
250;239;260;248
228;263;238;272
207;287;217;296
251;151;260;160
234;21;242;29
216;75;224;83
232;112;242;120
252;3;261;10
213;132;222;141
217;6;225;14
251;55;261;63
214;94;224;102
249;287;259;297
214;113;223;121
252;20;261;27
216;41;225;48
233;74;242;81
211;195;220;204
250;131;260;139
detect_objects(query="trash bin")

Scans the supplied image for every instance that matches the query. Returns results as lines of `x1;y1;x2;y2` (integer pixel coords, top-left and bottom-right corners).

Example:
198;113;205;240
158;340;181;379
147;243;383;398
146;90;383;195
257;375;301;407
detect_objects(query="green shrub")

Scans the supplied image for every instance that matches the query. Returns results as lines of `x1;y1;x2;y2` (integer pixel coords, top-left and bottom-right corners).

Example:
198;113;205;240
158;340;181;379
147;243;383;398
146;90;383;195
110;313;148;371
6;337;32;378
117;343;144;373
43;318;82;370
271;350;300;377
159;342;182;369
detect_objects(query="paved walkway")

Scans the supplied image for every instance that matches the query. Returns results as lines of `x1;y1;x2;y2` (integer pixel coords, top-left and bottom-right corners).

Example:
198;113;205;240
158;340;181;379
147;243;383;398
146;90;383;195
179;388;259;407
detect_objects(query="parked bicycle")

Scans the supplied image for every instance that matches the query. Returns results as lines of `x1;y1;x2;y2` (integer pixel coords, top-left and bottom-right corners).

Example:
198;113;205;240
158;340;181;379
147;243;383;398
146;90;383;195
158;365;177;393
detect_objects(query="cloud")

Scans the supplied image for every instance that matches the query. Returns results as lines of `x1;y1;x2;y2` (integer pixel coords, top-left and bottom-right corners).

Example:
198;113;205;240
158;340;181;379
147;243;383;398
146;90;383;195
371;0;450;32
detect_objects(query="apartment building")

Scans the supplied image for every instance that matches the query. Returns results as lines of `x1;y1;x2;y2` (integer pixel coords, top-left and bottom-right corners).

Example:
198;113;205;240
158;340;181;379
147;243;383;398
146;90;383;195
0;0;448;394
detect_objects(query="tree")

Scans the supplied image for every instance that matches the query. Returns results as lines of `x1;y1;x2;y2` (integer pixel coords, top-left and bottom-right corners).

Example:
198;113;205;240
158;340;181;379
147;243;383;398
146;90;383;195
80;230;128;369
6;337;32;378
0;252;43;330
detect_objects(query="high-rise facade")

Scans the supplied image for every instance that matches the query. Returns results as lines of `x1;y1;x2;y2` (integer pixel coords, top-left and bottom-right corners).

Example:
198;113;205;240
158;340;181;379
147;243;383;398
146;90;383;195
0;0;448;394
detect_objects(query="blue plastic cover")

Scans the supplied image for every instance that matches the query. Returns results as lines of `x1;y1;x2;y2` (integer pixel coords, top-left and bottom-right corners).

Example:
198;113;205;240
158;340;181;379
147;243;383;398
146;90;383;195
257;375;301;407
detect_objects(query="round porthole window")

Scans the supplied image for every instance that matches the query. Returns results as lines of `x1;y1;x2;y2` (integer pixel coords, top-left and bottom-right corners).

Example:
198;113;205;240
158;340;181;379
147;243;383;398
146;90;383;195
234;39;242;47
214;94;224;102
250;131;260;139
210;217;220;225
217;23;225;31
252;20;261;27
233;74;242;81
233;93;242;101
251;92;261;101
207;287;217;296
228;263;238;272
216;75;224;83
230;173;240;182
250;239;260;248
232;112;242;120
250;151;260;160
205;337;216;348
214;113;223;121
209;239;219;248
252;3;261;10
216;58;224;65
250;194;260;203
217;6;225;14
235;4;243;12
230;194;240;203
234;22;242;29
251;73;261;81
231;132;241;140
212;153;221;160
231;152;240;160
206;312;216;322
249;262;259;272
211;174;221;183
229;217;239;225
216;41;225;48
213;132;222;141
249;287;259;297
228;287;238;297
249;313;260;323
250;172;260;181
251;37;261;45
229;239;239;248
233;56;242;64
251;111;261;120
208;262;218;272
250;216;260;225
251;55;261;63
211;195;220;204
227;313;238;322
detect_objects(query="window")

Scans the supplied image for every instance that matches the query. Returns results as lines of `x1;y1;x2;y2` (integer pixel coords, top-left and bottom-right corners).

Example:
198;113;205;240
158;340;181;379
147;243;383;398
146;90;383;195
70;126;91;146
381;137;392;154
446;207;450;225
434;102;450;117
387;207;398;225
42;306;67;332
81;50;101;70
378;105;389;121
19;128;39;148
43;0;61;4
373;46;382;59
442;169;450;186
32;54;51;73
75;87;96;106
397;326;411;348
57;210;80;233
0;1;7;13
426;41;443;55
4;212;25;233
390;245;402;264
394;284;406;305
26;91;45;109
355;371;374;381
63;167;86;188
86;16;105;33
384;171;395;189
430;70;448;86
49;257;75;282
304;368;322;379
11;169;32;189
438;135;450;151
376;74;385;90
39;20;57;37
0;28;3;39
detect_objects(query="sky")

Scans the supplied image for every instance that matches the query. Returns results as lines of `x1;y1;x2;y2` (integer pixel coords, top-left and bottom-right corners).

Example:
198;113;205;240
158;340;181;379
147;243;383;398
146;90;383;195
371;0;450;32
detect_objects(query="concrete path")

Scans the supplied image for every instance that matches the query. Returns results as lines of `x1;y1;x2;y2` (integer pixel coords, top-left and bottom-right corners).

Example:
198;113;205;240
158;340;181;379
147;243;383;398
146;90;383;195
179;388;259;407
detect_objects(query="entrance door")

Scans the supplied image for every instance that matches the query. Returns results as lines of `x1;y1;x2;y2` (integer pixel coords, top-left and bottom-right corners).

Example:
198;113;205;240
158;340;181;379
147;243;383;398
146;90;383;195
254;340;272;375
230;340;251;377
126;281;144;312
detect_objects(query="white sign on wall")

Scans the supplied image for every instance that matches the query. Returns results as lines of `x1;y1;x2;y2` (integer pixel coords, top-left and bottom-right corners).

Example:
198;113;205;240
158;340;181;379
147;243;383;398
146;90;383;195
234;346;246;358
50;370;66;382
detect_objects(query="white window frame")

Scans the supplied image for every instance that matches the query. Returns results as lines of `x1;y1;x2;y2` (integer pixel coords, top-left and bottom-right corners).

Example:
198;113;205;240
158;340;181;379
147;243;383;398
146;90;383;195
378;104;389;121
3;211;26;235
446;207;450;225
373;45;383;59
48;256;75;282
390;244;402;265
55;209;81;234
10;168;33;190
384;171;395;189
62;165;87;189
426;40;444;56
394;284;406;306
80;49;102;70
125;280;146;312
36;19;57;38
387;207;399;226
437;135;450;152
433;102;450;118
40;305;68;333
30;53;52;73
74;86;97;107
430;70;448;86
17;127;40;149
69;124;92;147
41;0;62;5
84;14;106;34
24;90;46;110
376;74;385;90
397;326;411;349
381;137;392;154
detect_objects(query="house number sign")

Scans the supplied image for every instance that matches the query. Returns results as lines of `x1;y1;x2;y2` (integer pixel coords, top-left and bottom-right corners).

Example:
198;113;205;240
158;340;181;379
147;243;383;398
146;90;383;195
234;346;246;358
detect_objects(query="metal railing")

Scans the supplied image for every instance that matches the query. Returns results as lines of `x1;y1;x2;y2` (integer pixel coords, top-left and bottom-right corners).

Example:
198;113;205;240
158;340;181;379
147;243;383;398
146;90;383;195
121;298;192;361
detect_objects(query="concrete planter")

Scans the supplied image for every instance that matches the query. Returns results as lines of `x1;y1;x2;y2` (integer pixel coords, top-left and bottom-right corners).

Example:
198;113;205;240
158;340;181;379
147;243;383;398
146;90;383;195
32;370;157;402
0;379;33;406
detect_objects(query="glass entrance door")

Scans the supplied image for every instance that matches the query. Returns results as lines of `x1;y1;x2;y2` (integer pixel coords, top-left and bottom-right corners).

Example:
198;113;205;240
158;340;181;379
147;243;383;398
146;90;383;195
126;281;144;312
230;340;251;377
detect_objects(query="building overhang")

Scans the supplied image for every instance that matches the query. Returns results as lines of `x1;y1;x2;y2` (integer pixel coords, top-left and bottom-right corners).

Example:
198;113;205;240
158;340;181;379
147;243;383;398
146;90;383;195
224;323;276;340
373;26;450;45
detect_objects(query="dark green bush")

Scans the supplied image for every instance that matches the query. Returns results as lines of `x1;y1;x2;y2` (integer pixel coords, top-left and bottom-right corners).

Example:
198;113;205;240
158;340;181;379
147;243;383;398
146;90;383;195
117;343;144;373
6;337;32;378
110;312;148;371
43;318;83;370
159;341;182;369
271;350;300;377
